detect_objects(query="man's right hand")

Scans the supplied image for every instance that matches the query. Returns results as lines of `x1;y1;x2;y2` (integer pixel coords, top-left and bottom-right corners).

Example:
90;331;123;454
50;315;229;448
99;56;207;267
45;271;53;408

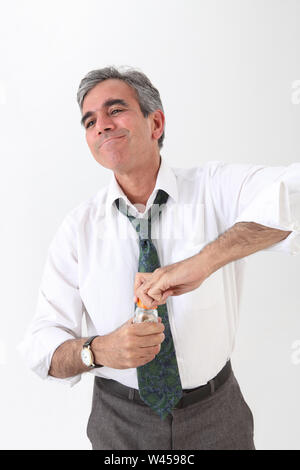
92;317;165;369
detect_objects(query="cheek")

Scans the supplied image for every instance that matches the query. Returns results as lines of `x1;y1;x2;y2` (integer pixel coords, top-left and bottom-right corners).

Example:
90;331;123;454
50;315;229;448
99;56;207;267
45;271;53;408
85;133;95;151
126;121;148;142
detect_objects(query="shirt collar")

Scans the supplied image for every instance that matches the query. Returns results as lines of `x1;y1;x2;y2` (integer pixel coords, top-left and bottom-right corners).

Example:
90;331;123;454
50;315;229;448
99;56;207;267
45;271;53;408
105;157;178;216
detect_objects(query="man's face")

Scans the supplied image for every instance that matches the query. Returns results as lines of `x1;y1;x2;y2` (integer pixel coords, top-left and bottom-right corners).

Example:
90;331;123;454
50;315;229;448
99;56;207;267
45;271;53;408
81;79;163;174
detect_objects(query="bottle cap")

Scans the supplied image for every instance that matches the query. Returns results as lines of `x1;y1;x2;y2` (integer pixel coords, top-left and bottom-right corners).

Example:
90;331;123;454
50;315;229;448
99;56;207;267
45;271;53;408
137;298;151;310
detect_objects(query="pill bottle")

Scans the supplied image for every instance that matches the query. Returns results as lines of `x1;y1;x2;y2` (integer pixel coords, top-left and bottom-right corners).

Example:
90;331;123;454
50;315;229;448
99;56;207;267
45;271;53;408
133;298;158;323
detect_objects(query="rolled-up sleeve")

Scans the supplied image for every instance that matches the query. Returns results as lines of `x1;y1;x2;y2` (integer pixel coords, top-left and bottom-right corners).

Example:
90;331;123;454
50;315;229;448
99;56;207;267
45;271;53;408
208;161;300;254
17;213;83;386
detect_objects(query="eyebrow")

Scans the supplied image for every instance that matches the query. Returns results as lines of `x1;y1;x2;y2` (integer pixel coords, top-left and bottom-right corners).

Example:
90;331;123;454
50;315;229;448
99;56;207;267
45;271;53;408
80;98;129;127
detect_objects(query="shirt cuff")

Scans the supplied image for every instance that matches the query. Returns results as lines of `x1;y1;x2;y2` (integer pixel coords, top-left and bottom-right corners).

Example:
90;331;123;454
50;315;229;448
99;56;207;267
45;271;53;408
234;180;300;255
17;327;82;387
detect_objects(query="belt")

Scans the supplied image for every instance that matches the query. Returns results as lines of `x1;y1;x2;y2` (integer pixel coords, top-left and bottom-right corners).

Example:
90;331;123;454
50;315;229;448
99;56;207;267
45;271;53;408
95;360;232;410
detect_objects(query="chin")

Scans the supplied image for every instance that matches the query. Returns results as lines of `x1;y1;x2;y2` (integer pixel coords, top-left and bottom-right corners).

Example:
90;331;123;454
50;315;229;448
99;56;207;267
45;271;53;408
94;150;130;172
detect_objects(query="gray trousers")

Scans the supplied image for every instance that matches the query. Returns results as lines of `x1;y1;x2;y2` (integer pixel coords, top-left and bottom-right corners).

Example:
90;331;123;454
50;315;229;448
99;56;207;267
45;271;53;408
87;369;255;450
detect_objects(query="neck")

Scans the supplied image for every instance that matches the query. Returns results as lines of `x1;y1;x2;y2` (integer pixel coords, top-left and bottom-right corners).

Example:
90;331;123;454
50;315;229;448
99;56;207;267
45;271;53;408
115;154;161;208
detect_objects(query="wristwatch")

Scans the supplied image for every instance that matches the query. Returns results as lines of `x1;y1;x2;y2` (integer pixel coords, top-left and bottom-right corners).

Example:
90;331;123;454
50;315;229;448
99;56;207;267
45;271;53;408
81;336;103;368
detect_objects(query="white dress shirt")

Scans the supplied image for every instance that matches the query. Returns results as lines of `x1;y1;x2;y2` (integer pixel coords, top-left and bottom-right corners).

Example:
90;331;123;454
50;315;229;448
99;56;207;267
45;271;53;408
18;158;300;389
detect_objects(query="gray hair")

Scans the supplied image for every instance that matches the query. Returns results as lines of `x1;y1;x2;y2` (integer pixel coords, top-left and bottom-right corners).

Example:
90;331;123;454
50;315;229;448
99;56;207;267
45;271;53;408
77;65;165;149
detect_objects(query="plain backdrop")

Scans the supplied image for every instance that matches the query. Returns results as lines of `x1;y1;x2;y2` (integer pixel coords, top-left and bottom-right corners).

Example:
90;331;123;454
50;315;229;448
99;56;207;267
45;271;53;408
0;0;299;450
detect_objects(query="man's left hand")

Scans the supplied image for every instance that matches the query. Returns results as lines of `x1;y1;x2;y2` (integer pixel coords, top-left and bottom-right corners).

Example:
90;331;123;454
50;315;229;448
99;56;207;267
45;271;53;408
134;253;207;308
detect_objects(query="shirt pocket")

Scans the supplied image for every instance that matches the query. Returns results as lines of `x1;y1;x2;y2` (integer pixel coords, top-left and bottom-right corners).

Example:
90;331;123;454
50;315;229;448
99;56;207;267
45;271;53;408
170;242;224;311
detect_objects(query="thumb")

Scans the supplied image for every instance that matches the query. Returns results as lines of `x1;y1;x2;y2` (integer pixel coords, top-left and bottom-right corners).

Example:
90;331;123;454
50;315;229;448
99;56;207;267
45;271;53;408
160;289;174;304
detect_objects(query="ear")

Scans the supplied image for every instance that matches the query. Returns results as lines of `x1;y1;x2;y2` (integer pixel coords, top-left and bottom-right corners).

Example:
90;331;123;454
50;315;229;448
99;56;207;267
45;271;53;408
151;110;165;142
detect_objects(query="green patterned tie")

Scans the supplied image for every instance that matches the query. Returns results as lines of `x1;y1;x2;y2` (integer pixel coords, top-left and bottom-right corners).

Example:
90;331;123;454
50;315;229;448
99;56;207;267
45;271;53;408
115;189;183;420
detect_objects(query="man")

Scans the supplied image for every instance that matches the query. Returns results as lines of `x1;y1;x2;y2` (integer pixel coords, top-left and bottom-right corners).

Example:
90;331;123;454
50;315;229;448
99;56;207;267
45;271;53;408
19;66;300;450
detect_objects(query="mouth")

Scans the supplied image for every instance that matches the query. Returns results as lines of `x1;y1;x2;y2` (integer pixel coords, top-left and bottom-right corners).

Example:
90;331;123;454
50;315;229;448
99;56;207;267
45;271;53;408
101;135;125;147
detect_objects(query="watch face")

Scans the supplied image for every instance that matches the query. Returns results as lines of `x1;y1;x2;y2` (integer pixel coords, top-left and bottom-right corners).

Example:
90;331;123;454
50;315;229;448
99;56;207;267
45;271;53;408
81;347;93;367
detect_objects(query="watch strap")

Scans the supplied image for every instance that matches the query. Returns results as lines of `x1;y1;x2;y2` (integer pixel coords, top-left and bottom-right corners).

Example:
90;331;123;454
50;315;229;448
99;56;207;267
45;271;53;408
83;335;99;348
83;336;103;368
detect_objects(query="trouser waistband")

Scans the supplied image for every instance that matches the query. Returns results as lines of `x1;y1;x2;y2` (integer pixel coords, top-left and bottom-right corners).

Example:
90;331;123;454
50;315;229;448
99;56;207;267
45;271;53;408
95;360;232;410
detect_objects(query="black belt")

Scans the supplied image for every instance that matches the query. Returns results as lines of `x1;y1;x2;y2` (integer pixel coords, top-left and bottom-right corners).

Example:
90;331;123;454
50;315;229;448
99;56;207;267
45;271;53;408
95;360;232;410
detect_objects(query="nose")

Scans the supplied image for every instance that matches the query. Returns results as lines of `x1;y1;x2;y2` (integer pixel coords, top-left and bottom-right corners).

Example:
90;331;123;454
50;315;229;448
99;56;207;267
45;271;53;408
95;114;116;135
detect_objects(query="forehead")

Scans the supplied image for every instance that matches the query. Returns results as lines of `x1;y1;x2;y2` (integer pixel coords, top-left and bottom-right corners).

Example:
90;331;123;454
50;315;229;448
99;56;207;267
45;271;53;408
82;79;138;113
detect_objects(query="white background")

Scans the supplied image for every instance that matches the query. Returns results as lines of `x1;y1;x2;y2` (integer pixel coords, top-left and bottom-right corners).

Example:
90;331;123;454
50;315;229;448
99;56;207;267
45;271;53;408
0;0;299;450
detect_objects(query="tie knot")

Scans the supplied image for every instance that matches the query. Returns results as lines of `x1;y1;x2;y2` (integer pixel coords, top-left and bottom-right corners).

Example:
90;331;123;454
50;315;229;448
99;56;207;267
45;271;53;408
115;189;169;240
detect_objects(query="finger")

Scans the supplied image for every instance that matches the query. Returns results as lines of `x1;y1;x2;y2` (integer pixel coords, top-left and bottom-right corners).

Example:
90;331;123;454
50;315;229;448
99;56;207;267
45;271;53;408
134;272;152;296
135;280;160;308
137;336;164;349
146;286;164;303
156;289;174;305
147;274;172;303
136;289;159;309
132;322;165;336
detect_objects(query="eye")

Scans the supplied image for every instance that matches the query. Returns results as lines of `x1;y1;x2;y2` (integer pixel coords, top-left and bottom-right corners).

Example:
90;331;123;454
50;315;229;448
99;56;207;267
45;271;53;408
111;108;123;115
86;120;95;129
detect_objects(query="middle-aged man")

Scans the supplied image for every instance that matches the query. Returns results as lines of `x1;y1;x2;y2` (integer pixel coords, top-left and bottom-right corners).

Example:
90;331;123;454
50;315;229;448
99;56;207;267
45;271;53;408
19;66;300;450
